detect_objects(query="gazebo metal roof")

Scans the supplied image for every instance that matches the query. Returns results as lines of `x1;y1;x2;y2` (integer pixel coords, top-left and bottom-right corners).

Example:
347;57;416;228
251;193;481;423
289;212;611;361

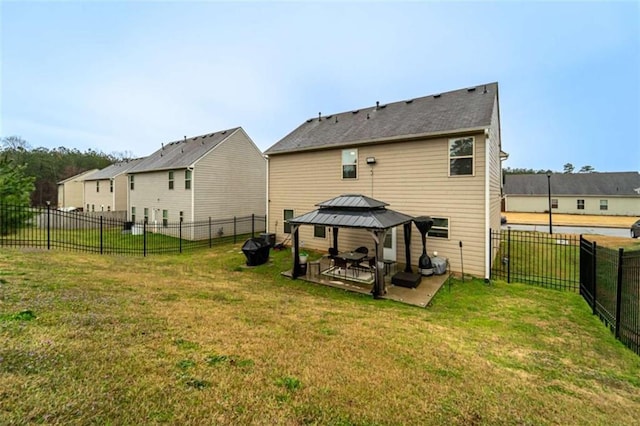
287;194;414;229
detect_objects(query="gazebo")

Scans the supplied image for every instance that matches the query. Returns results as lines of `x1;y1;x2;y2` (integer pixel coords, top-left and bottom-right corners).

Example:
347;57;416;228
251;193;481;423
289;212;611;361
287;194;416;298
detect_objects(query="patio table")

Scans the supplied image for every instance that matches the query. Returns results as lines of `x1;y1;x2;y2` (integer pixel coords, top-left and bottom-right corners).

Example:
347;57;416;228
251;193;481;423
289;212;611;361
336;251;367;271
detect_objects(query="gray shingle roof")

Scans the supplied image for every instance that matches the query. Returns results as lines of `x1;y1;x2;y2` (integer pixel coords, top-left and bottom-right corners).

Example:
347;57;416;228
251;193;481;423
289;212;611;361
504;172;640;197
83;158;146;180
127;127;240;173
265;82;498;155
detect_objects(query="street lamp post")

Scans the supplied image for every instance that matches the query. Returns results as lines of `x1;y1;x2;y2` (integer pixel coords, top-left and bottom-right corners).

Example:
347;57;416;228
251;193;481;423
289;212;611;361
546;172;553;234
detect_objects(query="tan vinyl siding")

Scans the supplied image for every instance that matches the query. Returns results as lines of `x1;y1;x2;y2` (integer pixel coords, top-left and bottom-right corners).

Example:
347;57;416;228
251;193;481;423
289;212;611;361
58;181;85;209
83;179;115;212
506;195;640;216
487;97;503;274
128;170;193;223
268;133;488;276
193;128;266;222
114;175;129;211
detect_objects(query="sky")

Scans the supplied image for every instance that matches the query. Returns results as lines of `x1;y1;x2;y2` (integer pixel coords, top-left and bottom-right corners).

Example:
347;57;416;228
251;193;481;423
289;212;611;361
1;1;638;173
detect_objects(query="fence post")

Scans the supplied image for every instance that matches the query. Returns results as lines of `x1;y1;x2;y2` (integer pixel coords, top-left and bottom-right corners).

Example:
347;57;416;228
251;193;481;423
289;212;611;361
252;213;255;237
100;216;104;254
507;227;511;283
143;221;147;257
179;220;182;253
614;248;624;338
47;204;51;250
234;216;237;244
209;217;212;248
592;241;597;315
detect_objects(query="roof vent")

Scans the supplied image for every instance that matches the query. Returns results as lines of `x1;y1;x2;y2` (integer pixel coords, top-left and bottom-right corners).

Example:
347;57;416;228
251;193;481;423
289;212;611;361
184;136;187;141
335;116;338;123
367;113;370;120
467;87;476;92
376;101;380;110
222;130;227;134
405;99;414;104
326;115;332;120
318;112;321;121
306;119;313;123
379;104;387;109
352;110;359;114
161;143;164;150
483;85;488;94
433;94;441;98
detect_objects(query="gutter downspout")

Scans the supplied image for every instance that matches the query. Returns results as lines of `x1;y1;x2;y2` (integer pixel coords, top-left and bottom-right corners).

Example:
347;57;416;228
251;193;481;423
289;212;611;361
484;129;491;281
265;155;270;232
188;166;195;223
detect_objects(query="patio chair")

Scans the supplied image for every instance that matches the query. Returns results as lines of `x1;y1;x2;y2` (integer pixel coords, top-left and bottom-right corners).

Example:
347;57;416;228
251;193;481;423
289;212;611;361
333;257;351;279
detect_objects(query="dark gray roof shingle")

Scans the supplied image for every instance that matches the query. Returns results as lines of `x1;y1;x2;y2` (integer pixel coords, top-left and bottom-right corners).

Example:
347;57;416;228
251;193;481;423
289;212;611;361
504;172;640;197
128;128;240;173
265;83;498;155
83;158;145;180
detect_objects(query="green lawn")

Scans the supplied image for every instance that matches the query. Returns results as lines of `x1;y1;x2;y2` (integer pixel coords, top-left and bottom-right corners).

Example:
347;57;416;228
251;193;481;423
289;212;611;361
1;244;639;425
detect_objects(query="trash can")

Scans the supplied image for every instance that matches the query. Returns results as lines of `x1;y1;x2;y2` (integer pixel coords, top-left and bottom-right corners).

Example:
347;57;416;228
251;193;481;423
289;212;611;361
260;232;276;248
241;238;271;266
123;221;134;231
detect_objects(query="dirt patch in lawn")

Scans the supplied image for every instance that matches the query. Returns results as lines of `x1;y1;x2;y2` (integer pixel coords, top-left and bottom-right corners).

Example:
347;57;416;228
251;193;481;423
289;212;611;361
504;212;637;229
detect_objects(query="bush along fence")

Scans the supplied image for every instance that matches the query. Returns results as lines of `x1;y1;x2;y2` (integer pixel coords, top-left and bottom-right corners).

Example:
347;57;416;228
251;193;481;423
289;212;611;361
489;228;580;291
0;204;266;256
580;236;639;356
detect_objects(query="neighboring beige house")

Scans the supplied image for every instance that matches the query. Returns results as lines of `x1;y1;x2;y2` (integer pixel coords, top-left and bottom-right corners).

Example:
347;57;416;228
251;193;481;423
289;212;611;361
57;169;98;210
126;127;266;237
82;158;145;212
504;172;640;216
264;82;505;279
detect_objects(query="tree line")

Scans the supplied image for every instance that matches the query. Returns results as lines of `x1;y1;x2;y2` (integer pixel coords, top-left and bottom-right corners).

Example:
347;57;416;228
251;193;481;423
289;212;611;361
1;136;129;207
504;163;596;175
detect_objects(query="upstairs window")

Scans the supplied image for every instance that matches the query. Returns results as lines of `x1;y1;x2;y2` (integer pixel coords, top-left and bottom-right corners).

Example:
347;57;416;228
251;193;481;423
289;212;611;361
600;200;608;211
168;171;174;190
577;199;585;210
449;137;474;176
109;179;113;193
185;170;192;189
131;206;136;222
96;181;100;192
342;149;357;179
551;199;558;209
129;175;135;190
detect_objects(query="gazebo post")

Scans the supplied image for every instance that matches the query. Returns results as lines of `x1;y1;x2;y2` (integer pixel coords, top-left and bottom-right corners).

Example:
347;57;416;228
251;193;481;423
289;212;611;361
292;225;301;278
403;222;413;273
332;226;339;252
370;229;388;298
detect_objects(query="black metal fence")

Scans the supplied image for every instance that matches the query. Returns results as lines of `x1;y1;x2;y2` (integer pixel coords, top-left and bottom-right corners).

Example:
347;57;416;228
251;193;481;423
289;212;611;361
490;228;580;291
0;204;266;256
580;236;640;356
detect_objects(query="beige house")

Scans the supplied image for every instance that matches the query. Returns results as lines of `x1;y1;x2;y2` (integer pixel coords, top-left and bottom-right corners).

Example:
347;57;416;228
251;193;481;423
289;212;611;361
82;158;145;213
504;172;640;216
264;82;505;279
126;127;266;237
57;169;98;210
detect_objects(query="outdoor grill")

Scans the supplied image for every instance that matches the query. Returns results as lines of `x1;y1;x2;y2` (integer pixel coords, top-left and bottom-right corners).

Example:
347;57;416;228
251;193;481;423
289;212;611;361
241;237;271;266
413;216;434;276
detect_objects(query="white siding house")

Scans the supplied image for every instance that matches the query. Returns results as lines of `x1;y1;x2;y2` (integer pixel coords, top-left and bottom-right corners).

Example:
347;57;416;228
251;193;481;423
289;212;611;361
265;82;505;279
126;127;266;237
82;158;145;213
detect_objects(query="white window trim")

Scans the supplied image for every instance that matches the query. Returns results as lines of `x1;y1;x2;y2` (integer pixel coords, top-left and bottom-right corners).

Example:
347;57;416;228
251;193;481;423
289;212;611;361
427;217;450;239
341;148;358;180
448;137;475;177
313;225;326;239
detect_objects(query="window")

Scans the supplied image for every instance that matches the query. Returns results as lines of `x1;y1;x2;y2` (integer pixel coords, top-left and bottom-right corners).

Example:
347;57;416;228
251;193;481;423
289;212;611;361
86;204;89;211
342;149;357;179
179;211;184;222
283;209;294;234
168;171;174;190
449;137;474;176
313;225;326;238
185;170;192;189
96;181;100;192
577;199;585;210
162;210;168;227
600;200;608;211
91;204;95;212
144;208;149;224
131;207;136;222
130;175;135;190
110;179;113;193
551;199;558;209
427;217;449;239
107;206;111;212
